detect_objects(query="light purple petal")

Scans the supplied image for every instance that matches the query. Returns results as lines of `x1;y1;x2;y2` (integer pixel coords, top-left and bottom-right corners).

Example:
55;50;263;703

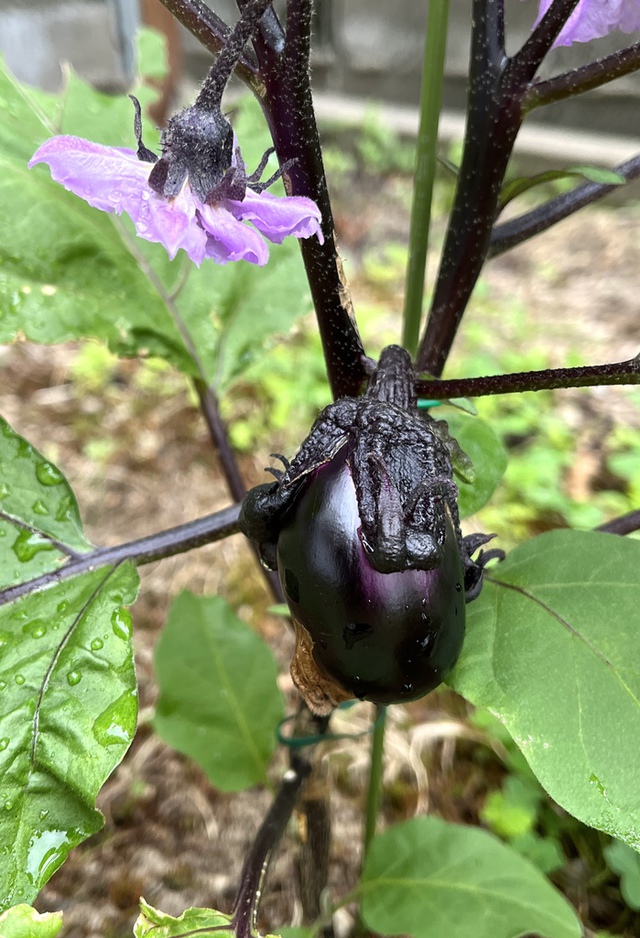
225;190;324;245
29;136;150;213
535;0;640;46
131;184;207;264
197;202;269;265
30;135;207;264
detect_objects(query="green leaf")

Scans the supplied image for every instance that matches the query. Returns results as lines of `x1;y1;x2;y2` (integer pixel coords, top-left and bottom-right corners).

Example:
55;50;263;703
499;165;625;210
133;898;285;938
0;561;138;909
450;529;640;851
0;419;139;909
443;411;507;518
0;418;92;589
360;816;580;938
604;840;640;909
134;900;233;938
0;905;63;938
154;592;284;791
0;59;311;390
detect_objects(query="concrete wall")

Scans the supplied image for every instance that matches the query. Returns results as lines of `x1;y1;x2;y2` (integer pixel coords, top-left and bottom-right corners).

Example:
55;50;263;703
2;0;640;138
0;0;138;91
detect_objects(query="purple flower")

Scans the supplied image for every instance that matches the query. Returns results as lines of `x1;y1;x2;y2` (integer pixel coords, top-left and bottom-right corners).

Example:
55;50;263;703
535;0;640;46
29;136;324;266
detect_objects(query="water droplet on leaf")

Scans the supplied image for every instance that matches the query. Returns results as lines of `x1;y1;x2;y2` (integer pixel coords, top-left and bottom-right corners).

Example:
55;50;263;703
12;529;56;562
31;499;50;516
111;607;132;641
35;462;64;486
0;738;9;751
14;673;25;685
90;638;104;651
67;670;82;686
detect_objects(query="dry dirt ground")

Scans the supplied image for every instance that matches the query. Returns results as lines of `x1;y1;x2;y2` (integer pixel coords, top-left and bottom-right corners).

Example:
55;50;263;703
2;170;640;937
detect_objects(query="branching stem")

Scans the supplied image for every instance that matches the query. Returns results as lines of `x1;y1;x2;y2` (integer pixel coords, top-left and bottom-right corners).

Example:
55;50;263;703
489;154;640;258
415;356;640;399
0;505;241;608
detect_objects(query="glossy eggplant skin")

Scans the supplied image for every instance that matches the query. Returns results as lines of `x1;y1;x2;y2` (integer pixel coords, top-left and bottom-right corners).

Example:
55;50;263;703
276;447;466;706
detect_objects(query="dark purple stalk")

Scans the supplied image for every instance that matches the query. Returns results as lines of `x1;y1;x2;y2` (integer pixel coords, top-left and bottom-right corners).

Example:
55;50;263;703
194;380;284;602
0;505;241;608
155;0;260;88
196;0;274;107
525;42;640;111
416;0;580;377
241;0;368;399
415;356;640;399
489;154;640;258
232;758;311;938
597;510;640;537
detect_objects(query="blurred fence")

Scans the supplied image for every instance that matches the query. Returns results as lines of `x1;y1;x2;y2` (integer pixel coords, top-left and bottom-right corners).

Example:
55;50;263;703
2;0;640;140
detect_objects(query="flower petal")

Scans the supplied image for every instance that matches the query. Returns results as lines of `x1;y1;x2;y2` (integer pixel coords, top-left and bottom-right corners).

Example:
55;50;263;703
29;136;150;213
131;184;207;264
535;0;640;46
197;203;269;265
30;135;208;264
225;190;324;245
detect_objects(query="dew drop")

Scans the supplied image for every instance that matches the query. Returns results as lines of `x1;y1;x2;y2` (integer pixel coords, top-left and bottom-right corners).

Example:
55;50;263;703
0;738;9;751
455;582;462;593
39;810;49;820
14;674;25;685
67;670;82;686
35;461;64;486
93;689;136;747
12;529;56;562
0;482;10;499
402;682;414;695
90;638;104;651
0;681;6;690
57;601;69;614
31;499;50;516
111;607;132;641
23;619;46;639
55;495;74;523
4;800;14;811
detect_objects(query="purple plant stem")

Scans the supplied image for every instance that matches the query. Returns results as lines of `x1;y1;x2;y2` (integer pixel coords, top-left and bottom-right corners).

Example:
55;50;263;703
414;356;640;399
194;379;284;602
489;154;640;258
239;0;368;399
416;0;580;377
525;42;640;111
155;0;260;86
0;504;241;608
597;510;640;537
197;0;275;107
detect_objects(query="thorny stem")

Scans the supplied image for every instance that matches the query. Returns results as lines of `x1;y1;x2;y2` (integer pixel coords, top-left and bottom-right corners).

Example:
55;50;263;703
416;0;580;377
0;505;241;608
414;356;640;400
156;0;261;90
489;154;640;258
196;0;274;109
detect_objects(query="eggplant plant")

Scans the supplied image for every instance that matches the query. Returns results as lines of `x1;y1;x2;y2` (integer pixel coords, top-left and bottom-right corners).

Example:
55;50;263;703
1;1;640;937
